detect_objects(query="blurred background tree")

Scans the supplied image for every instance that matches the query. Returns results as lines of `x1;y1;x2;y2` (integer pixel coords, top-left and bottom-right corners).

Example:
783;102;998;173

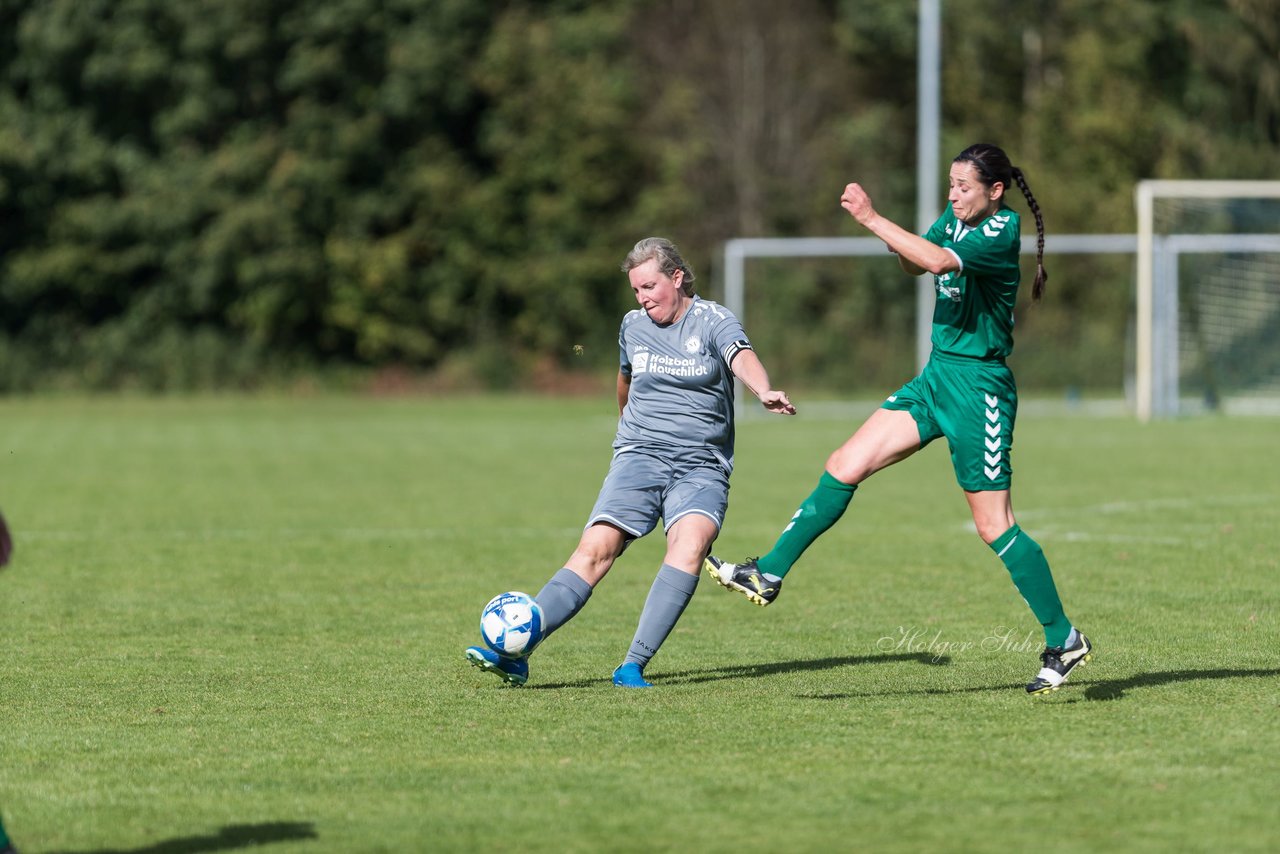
0;0;1275;392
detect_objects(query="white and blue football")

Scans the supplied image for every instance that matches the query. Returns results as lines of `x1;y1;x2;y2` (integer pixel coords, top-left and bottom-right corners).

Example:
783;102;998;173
480;591;544;659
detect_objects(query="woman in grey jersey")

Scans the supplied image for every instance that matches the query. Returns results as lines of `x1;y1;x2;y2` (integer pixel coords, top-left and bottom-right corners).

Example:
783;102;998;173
466;237;795;687
706;144;1093;696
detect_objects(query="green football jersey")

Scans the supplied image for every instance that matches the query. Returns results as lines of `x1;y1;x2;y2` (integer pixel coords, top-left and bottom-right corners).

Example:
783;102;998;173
923;203;1022;359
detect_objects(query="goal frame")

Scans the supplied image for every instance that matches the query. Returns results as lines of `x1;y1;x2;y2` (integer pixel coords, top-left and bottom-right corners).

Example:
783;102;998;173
721;234;1137;418
1135;180;1280;421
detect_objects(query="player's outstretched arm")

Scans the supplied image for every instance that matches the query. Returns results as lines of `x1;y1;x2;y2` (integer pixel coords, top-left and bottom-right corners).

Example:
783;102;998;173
730;350;796;415
840;182;956;276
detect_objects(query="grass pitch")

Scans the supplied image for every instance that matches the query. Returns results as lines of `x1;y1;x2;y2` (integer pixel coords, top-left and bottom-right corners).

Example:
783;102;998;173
1;395;1277;852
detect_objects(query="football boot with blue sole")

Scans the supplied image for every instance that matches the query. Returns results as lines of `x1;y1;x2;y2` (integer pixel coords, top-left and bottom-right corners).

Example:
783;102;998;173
612;662;653;688
465;646;529;686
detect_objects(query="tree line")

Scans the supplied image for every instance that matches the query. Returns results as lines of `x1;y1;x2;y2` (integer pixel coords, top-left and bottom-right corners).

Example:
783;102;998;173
1;0;1275;392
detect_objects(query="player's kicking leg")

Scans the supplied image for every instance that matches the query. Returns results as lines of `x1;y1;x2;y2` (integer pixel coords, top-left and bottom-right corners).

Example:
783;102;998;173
464;647;530;686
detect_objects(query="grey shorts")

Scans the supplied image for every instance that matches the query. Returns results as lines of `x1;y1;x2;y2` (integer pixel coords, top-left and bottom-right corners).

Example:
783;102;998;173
586;445;731;541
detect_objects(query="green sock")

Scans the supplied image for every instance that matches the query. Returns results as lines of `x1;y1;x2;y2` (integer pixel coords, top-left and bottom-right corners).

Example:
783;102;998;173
758;471;857;578
991;524;1072;648
0;815;10;849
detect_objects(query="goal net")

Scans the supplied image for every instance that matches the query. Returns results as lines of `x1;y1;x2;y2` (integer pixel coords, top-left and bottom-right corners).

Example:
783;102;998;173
1136;181;1280;420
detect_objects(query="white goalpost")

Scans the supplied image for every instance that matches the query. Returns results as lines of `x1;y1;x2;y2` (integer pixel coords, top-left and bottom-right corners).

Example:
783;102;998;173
1135;180;1280;421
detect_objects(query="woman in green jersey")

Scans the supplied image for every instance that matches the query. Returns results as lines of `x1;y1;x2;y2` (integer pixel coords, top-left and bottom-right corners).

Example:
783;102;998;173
705;143;1092;695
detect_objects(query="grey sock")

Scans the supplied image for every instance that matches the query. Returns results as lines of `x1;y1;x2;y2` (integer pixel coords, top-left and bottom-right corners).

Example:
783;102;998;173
623;564;699;668
535;568;593;636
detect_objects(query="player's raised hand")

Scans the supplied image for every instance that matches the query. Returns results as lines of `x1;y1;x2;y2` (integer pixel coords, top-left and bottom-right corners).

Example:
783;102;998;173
840;182;876;225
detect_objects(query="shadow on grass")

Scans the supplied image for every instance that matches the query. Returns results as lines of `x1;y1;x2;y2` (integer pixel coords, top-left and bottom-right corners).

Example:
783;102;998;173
799;667;1280;702
49;821;317;854
527;652;950;690
1081;667;1280;701
802;683;1022;700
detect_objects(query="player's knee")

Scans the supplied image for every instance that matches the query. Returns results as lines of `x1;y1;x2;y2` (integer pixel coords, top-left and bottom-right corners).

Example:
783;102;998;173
663;524;716;567
572;529;624;570
663;540;710;570
825;449;865;484
574;541;613;567
975;516;1018;544
974;523;1002;544
668;534;711;561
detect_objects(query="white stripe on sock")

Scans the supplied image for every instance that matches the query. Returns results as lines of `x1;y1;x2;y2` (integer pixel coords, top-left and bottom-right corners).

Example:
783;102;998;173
996;535;1019;558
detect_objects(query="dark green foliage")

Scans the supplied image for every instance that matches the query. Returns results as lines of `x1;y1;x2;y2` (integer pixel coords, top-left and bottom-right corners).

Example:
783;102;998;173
0;0;1276;390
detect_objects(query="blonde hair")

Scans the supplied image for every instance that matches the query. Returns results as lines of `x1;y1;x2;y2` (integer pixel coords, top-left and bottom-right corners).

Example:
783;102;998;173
621;237;696;296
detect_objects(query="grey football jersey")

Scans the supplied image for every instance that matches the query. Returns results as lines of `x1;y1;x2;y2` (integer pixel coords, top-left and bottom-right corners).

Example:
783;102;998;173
615;296;751;464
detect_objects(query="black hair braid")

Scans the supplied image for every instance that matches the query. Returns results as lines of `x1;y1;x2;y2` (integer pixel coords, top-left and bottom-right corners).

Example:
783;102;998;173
1011;167;1047;301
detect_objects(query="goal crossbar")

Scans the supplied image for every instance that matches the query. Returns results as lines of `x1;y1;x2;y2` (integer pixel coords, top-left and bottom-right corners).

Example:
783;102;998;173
723;233;1139;333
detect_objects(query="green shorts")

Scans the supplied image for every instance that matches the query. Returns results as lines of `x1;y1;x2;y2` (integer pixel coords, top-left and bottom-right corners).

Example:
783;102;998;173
881;351;1018;491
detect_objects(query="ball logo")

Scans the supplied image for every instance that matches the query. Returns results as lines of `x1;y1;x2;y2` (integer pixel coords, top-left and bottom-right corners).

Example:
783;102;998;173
481;591;544;658
683;336;701;354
